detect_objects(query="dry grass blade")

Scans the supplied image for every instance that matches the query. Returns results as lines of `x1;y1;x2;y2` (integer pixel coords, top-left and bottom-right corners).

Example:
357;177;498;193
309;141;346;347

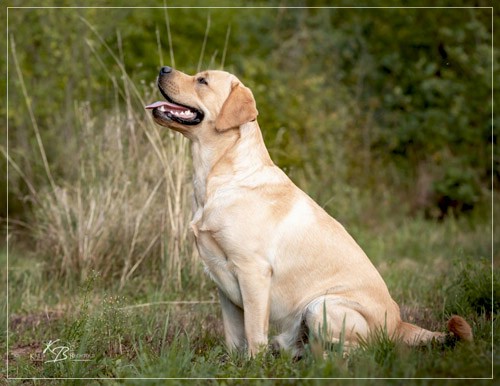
163;1;176;68
220;24;231;70
10;36;57;194
1;145;39;202
197;12;211;73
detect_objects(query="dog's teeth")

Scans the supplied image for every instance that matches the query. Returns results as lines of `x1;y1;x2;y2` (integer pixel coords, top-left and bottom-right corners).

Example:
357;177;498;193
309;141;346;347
163;108;194;119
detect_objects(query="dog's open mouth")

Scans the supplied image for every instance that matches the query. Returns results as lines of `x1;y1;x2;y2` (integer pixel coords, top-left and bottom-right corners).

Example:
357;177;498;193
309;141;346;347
145;87;204;126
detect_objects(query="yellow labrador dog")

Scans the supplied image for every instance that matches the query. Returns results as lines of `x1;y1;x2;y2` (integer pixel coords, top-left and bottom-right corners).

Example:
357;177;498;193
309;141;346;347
146;66;472;357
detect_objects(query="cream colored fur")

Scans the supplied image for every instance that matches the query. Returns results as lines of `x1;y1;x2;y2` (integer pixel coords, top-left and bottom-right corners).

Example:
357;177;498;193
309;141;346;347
149;68;472;357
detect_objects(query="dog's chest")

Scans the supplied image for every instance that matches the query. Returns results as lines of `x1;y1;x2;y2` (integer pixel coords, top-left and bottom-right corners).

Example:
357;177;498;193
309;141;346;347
190;203;243;307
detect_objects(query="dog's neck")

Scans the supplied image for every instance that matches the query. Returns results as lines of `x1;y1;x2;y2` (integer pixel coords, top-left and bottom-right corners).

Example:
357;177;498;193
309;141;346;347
191;120;273;208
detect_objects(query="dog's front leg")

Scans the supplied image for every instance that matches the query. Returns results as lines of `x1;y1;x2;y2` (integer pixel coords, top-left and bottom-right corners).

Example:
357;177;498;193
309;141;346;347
218;288;246;352
237;263;272;357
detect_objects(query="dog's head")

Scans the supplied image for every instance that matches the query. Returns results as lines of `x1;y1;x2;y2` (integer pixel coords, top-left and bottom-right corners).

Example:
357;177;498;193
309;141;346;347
146;67;258;138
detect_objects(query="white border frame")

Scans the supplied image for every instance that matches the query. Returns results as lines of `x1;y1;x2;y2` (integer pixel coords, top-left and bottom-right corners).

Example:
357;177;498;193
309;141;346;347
4;4;495;381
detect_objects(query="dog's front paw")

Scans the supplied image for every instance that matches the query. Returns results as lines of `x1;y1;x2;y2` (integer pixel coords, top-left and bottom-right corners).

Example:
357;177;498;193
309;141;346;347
247;341;269;358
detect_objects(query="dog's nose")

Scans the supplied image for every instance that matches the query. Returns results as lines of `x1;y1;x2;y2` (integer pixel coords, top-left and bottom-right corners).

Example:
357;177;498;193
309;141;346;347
159;66;172;75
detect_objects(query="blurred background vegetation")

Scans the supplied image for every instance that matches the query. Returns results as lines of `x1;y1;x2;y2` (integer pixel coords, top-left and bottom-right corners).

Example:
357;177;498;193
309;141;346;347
3;1;497;289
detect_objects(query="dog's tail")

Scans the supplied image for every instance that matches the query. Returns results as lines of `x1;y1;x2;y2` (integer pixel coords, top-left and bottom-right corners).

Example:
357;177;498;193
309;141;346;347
396;315;473;345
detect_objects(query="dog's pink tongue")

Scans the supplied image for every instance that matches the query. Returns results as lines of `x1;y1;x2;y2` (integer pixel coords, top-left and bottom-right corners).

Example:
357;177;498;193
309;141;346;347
145;101;168;110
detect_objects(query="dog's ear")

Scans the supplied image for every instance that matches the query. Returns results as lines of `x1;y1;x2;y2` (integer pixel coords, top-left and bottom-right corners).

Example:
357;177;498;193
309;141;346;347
215;83;258;132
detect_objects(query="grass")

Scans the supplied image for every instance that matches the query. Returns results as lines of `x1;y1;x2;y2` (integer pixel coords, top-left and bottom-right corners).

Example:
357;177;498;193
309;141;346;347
7;22;201;293
4;207;497;382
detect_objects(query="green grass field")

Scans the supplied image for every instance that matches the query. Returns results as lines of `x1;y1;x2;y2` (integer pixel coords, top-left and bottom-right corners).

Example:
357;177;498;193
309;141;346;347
4;206;497;383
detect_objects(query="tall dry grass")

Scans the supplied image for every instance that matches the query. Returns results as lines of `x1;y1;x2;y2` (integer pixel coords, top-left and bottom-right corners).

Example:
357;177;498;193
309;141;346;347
31;102;197;290
8;20;203;290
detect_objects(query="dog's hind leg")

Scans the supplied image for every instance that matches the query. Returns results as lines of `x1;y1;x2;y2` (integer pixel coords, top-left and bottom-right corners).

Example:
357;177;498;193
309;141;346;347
304;297;369;349
272;316;308;358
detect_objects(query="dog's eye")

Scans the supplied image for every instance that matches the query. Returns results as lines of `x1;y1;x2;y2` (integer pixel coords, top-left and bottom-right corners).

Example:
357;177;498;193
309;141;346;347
197;77;208;86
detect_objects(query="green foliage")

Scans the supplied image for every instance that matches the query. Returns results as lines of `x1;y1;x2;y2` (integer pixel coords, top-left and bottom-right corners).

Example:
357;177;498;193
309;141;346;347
237;7;495;217
433;162;482;215
5;6;496;222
